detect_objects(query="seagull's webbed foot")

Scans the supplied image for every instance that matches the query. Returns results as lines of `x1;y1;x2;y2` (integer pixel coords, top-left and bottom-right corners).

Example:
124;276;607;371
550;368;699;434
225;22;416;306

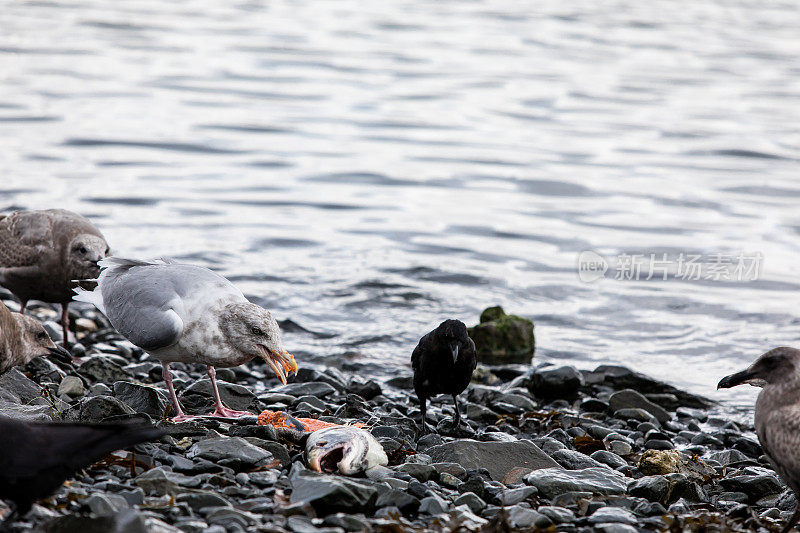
208;406;253;418
205;365;253;419
171;413;201;423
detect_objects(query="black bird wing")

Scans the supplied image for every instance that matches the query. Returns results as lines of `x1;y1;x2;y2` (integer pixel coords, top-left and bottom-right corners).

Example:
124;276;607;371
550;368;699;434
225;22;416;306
0;418;163;511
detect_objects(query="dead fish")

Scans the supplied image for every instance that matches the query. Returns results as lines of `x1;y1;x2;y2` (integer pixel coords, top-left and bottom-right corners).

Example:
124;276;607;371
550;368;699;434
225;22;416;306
305;426;388;475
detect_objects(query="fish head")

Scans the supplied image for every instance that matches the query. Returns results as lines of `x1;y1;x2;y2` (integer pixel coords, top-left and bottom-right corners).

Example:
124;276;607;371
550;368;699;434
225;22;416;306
306;427;372;475
718;346;800;389
220;302;297;383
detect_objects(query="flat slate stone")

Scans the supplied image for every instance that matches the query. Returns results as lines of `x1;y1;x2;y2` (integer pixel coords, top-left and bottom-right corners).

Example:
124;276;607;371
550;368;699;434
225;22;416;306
425;439;559;481
525;467;627;499
609;389;671;423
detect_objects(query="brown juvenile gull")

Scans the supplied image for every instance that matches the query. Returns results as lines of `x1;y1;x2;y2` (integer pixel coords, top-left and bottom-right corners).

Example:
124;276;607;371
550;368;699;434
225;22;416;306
0;209;109;345
718;347;800;533
74;257;297;422
0;300;70;374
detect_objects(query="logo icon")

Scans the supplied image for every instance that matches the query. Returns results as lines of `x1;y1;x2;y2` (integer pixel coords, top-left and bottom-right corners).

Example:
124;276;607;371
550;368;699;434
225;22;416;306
577;250;608;283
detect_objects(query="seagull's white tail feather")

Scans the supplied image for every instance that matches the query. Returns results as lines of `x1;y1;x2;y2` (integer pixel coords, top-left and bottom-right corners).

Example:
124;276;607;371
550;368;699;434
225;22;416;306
73;285;106;314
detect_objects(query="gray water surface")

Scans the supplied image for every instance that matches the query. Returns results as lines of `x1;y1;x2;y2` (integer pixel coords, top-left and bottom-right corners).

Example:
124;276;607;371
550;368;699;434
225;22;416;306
2;0;800;410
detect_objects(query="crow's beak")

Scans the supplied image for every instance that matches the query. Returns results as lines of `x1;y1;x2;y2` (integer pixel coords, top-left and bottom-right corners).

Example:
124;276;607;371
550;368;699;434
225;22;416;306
717;368;757;389
47;345;72;364
450;343;459;364
259;346;298;385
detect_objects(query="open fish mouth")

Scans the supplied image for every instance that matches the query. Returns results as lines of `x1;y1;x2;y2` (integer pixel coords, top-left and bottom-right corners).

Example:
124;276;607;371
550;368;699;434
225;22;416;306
258;346;297;385
318;446;346;473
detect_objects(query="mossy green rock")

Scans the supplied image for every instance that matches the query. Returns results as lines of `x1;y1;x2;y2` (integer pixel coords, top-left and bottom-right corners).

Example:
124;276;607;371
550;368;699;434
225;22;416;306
468;306;535;364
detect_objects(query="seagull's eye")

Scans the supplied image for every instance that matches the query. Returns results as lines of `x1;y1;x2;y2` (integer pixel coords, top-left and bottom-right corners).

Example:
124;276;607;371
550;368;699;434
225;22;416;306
36;331;47;340
251;327;263;336
79;246;87;254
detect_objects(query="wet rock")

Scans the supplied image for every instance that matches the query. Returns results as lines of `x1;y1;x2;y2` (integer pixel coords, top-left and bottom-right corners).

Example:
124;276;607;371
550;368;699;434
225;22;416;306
453;492;486;514
591;450;627;470
187;437;271;470
550;449;608;470
85;493;129;516
594;524;638;533
396;463;436;482
494;486;537;505
432;462;467;480
375;490;420;515
0;368;45;404
58;376;85;398
180;379;258;412
719;474;784;501
290;469;378;515
525;468;627;498
323;513;372;532
580;398;609;413
614;408;658;423
606;439;632;456
627;475;671;505
531;366;584;399
609;389;670;423
467;306;535;364
177;491;232;512
590;365;713;408
135;467;198;496
506;505;552;528
464;402;497;423
78;356;129;383
418;495;448;515
113;381;168;417
204;507;258;528
277;381;337;398
706;449;749;466
538;505;575;524
347;378;381;400
42;509;150;533
426;439;558;481
24;357;66;383
68;395;135;422
588;506;637;524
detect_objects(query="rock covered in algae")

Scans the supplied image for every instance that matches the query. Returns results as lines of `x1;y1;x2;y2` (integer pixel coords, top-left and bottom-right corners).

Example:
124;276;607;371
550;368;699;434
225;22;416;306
468;306;535;364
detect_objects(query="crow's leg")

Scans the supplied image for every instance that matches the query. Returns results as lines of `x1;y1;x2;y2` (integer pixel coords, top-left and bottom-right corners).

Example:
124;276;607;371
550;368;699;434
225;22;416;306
206;365;251;418
452;394;461;427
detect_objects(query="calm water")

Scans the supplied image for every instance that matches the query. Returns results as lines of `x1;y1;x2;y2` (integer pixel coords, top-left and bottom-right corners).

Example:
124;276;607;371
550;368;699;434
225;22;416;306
2;1;800;411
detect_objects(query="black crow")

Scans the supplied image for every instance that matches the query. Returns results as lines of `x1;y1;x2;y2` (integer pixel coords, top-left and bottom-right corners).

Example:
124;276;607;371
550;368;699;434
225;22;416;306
0;417;164;519
411;319;477;433
718;347;800;533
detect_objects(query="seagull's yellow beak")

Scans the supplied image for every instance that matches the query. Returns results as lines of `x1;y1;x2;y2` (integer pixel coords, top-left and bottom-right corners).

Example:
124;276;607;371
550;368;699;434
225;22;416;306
258;346;297;385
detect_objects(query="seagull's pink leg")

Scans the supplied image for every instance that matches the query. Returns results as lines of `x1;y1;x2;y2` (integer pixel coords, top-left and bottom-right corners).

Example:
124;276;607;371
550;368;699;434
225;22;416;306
206;365;251;418
163;362;195;422
18;298;27;314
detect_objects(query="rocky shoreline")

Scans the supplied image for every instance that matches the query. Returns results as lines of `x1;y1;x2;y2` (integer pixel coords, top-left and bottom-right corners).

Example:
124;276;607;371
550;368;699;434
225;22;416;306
0;292;788;533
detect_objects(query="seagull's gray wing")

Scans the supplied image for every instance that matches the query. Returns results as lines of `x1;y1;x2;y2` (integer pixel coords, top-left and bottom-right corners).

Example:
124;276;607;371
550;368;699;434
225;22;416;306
98;261;185;351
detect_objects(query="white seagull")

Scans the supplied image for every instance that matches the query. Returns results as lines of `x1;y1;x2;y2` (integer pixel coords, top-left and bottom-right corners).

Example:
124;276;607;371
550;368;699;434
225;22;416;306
75;257;297;422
